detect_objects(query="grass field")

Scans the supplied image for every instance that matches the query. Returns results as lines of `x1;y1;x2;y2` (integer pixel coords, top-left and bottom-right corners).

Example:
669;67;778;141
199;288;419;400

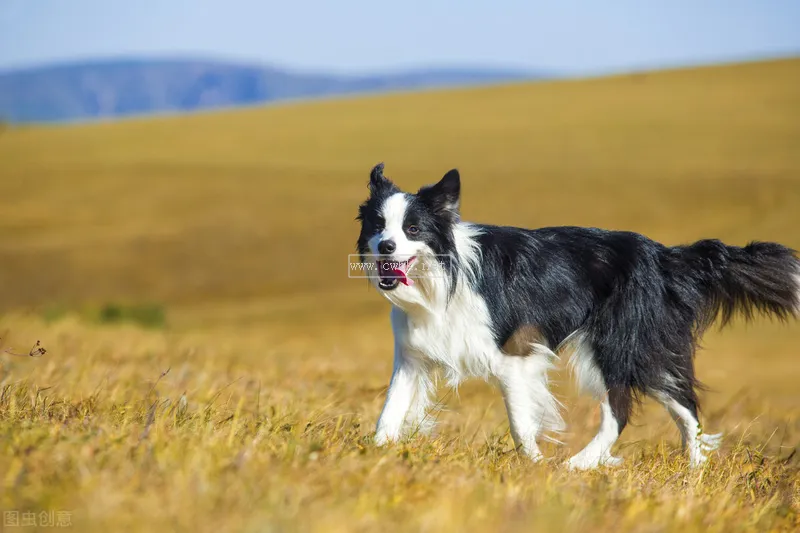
1;58;799;532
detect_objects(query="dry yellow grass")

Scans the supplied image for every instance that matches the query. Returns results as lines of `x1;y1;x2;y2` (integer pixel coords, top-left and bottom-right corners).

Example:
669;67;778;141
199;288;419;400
1;58;800;532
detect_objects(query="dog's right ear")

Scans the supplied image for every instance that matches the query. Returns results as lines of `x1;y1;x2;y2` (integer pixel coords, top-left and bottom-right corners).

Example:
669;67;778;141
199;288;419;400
368;162;393;194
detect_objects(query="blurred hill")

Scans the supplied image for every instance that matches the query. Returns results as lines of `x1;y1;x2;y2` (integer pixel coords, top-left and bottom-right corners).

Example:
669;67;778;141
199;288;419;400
0;58;539;123
0;57;798;327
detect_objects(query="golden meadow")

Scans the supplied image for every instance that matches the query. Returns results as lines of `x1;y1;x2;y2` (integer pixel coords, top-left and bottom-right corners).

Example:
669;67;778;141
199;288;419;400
1;58;799;532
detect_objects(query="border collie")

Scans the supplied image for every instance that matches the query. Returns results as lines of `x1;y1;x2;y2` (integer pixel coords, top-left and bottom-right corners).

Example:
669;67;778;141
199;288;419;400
355;163;800;469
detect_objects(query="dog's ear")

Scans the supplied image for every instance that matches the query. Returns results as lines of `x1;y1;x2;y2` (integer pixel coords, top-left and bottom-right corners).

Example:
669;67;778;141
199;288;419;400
418;169;461;219
368;162;394;194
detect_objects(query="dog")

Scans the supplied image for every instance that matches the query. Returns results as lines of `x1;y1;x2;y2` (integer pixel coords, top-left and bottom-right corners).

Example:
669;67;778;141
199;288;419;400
355;163;800;469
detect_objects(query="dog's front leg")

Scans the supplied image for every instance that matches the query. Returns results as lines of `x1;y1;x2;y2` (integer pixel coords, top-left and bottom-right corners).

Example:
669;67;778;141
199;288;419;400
374;351;427;446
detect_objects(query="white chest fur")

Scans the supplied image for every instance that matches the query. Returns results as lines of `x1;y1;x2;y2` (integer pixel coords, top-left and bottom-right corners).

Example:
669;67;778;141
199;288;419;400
392;282;501;386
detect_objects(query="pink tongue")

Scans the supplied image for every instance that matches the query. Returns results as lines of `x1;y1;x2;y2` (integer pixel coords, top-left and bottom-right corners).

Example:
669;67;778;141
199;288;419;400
389;267;414;286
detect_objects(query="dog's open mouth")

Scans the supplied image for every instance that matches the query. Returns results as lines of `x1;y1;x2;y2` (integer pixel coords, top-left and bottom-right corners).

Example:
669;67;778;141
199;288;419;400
377;256;416;290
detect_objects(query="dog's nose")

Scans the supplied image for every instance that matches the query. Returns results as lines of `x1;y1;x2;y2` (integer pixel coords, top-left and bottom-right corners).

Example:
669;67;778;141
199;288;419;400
378;240;396;255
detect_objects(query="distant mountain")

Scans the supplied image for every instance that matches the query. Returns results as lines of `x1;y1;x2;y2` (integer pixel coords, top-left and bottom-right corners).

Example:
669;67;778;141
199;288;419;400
0;58;543;123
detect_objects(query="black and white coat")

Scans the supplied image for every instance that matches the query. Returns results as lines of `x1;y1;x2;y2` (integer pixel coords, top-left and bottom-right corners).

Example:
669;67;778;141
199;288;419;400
356;163;800;469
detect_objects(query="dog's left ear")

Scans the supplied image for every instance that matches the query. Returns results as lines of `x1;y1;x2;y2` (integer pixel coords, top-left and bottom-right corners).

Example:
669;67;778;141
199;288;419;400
368;162;394;194
418;169;461;219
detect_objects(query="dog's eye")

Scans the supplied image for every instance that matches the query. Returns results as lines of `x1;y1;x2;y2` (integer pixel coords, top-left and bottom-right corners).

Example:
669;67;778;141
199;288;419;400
406;225;420;235
374;217;385;230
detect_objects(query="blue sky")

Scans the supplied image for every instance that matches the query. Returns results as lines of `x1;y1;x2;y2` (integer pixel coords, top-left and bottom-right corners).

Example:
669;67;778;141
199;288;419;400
1;0;798;74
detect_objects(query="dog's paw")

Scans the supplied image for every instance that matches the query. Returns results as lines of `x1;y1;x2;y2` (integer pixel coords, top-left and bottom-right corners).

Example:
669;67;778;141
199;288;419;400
689;452;709;468
530;452;545;463
567;452;623;471
373;431;397;447
688;432;722;467
519;449;545;463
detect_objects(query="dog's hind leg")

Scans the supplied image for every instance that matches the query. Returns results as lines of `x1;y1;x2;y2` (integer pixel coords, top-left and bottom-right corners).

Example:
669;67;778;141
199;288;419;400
565;336;628;470
654;387;722;467
567;388;629;470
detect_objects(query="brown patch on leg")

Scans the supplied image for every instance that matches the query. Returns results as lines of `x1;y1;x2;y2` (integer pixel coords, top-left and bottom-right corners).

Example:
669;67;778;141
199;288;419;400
502;325;547;356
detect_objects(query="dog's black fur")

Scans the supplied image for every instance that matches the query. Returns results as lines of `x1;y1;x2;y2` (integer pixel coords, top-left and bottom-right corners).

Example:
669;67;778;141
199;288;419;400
474;225;798;427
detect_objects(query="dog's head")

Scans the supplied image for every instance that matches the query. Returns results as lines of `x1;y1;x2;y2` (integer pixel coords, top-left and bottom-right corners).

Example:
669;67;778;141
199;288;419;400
356;163;460;294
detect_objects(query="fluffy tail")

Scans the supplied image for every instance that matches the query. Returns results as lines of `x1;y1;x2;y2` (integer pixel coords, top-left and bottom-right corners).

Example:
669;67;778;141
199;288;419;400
673;239;800;330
